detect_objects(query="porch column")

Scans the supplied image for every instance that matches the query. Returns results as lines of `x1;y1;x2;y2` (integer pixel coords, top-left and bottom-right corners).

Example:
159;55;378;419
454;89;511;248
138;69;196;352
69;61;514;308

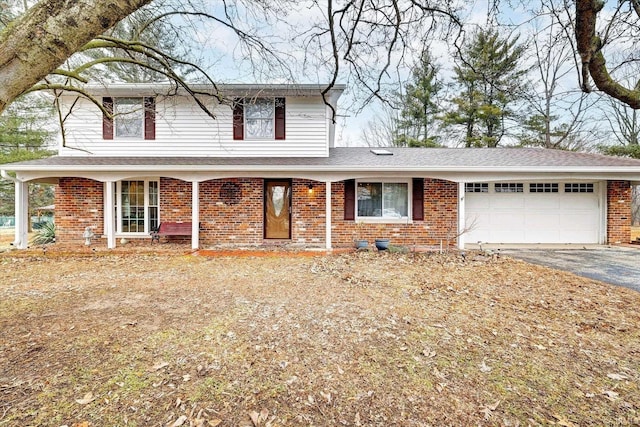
104;181;116;249
457;182;465;250
191;181;200;250
14;180;28;249
325;180;332;250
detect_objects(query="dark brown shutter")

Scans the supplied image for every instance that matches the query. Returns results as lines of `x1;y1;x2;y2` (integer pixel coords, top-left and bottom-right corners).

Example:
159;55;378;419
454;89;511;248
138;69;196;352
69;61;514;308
233;98;244;140
275;97;286;140
144;97;155;140
102;97;113;140
344;179;356;220
412;178;424;221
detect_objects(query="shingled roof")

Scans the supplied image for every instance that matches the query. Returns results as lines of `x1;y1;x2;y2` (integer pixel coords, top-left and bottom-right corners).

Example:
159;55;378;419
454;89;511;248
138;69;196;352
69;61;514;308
5;148;640;171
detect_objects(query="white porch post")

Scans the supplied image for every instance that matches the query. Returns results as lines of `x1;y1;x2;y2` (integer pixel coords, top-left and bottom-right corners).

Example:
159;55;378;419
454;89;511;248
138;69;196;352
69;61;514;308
191;181;200;250
325;180;332;250
105;181;116;249
14;180;28;249
457;182;465;250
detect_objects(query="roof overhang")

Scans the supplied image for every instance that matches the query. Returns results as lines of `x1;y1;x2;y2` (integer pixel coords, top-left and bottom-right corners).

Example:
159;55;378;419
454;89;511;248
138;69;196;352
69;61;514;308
62;83;346;99
4;148;640;183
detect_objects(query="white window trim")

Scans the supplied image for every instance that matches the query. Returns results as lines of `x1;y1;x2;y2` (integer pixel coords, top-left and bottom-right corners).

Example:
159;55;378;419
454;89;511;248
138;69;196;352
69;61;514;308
355;179;412;224
114;178;160;237
114;97;144;140
244;98;275;140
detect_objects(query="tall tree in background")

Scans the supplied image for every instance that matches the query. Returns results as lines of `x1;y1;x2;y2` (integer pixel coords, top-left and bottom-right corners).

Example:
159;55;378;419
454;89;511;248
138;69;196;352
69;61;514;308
393;49;442;147
0;94;56;217
576;0;640;109
443;28;527;147
601;94;640;159
518;5;596;151
79;0;197;83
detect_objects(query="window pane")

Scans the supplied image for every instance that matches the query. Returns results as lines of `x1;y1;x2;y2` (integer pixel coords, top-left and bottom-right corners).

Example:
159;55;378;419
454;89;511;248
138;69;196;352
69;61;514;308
245;118;274;139
115;98;143;138
121;180;145;232
245;98;274;139
357;183;382;217
383;183;408;217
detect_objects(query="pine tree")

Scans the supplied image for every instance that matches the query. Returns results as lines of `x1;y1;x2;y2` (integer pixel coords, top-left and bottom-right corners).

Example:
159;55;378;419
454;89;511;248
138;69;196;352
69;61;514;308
0;94;56;217
444;28;527;147
394;49;442;147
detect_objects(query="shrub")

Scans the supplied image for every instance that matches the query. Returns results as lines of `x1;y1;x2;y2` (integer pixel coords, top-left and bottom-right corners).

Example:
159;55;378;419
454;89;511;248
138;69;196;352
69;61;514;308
31;221;55;245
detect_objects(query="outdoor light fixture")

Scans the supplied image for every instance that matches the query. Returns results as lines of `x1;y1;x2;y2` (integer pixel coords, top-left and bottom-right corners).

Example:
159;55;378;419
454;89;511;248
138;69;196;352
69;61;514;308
308;184;314;194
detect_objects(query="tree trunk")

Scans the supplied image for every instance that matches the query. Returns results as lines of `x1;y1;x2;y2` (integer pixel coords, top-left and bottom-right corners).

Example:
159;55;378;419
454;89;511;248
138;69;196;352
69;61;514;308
0;0;152;114
575;0;640;109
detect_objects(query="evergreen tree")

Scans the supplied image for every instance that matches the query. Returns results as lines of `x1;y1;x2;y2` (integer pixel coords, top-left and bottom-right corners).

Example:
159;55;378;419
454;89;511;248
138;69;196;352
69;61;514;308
394;49;442;147
0;94;56;217
444;28;527;147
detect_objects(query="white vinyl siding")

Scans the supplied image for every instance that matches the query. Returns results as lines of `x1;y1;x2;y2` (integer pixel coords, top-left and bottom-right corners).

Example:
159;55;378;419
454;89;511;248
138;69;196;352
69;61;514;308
58;95;329;157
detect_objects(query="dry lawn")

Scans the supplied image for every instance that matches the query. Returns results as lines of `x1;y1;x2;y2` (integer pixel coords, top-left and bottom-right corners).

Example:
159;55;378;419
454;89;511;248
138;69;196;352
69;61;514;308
1;249;639;427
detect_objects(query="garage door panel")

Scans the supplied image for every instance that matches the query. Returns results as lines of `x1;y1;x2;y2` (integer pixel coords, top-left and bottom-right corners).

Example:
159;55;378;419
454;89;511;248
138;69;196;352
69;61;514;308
563;196;599;210
465;184;600;244
491;196;525;209
524;195;561;209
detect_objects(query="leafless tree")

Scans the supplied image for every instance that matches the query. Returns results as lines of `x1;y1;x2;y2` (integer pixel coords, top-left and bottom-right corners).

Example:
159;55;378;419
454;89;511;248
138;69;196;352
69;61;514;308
519;2;599;150
0;0;464;118
575;0;640;108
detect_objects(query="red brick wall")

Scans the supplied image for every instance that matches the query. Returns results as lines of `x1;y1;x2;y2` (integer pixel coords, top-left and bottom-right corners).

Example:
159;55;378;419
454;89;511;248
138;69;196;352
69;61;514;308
53;177;460;249
607;180;632;244
55;178;104;244
51;177;634;248
331;179;459;248
291;180;326;246
199;178;263;245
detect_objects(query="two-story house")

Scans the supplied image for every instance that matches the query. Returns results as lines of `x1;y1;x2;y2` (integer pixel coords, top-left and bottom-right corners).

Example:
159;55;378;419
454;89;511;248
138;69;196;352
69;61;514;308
3;83;640;250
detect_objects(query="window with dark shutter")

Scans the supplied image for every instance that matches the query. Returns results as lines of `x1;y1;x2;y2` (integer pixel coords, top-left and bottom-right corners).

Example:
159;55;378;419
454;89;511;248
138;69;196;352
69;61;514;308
344;179;356;220
412;178;424;221
102;97;114;140
104;97;155;140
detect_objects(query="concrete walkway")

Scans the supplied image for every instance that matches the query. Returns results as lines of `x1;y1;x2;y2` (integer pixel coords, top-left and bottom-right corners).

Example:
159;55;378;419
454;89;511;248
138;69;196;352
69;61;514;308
502;246;640;292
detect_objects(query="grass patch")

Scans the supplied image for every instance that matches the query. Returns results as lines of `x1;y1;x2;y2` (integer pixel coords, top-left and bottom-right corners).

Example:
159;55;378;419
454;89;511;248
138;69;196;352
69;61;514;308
0;252;639;426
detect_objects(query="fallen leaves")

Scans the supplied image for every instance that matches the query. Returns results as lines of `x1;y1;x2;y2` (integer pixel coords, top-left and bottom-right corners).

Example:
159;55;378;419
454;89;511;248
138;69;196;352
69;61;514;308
75;392;96;405
1;252;639;426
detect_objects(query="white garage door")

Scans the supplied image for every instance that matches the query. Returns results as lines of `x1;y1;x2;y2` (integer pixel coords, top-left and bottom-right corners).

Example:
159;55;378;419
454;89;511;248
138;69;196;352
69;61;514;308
465;182;602;244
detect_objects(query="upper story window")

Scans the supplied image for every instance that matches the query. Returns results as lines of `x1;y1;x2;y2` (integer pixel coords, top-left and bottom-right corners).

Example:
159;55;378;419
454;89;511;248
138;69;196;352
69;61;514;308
114;98;144;138
102;96;155;140
233;97;285;140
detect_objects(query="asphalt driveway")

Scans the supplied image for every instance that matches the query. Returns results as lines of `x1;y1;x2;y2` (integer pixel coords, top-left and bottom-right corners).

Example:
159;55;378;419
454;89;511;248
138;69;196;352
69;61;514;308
502;246;640;292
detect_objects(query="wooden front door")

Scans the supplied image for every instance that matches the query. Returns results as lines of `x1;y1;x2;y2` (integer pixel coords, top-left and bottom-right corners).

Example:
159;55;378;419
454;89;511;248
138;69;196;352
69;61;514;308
264;180;291;239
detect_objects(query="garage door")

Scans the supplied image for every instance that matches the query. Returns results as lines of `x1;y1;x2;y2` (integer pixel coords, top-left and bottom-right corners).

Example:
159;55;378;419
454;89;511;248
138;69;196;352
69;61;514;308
464;182;601;244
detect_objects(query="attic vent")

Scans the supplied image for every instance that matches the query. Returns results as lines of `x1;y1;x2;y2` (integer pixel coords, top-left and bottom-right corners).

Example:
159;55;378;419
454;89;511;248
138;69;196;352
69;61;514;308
370;149;393;155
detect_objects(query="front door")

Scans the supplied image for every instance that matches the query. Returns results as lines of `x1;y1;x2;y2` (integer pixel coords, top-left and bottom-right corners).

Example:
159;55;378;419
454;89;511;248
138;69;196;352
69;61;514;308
264;180;291;239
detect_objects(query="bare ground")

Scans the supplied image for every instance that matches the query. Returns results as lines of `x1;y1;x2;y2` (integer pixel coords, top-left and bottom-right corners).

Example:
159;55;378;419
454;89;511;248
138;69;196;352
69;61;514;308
1;246;639;427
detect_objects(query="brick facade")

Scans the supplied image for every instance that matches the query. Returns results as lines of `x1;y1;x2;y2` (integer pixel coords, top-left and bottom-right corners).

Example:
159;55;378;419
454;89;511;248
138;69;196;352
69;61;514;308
607;180;632;244
53;177;632;248
54;178;104;244
331;178;459;248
